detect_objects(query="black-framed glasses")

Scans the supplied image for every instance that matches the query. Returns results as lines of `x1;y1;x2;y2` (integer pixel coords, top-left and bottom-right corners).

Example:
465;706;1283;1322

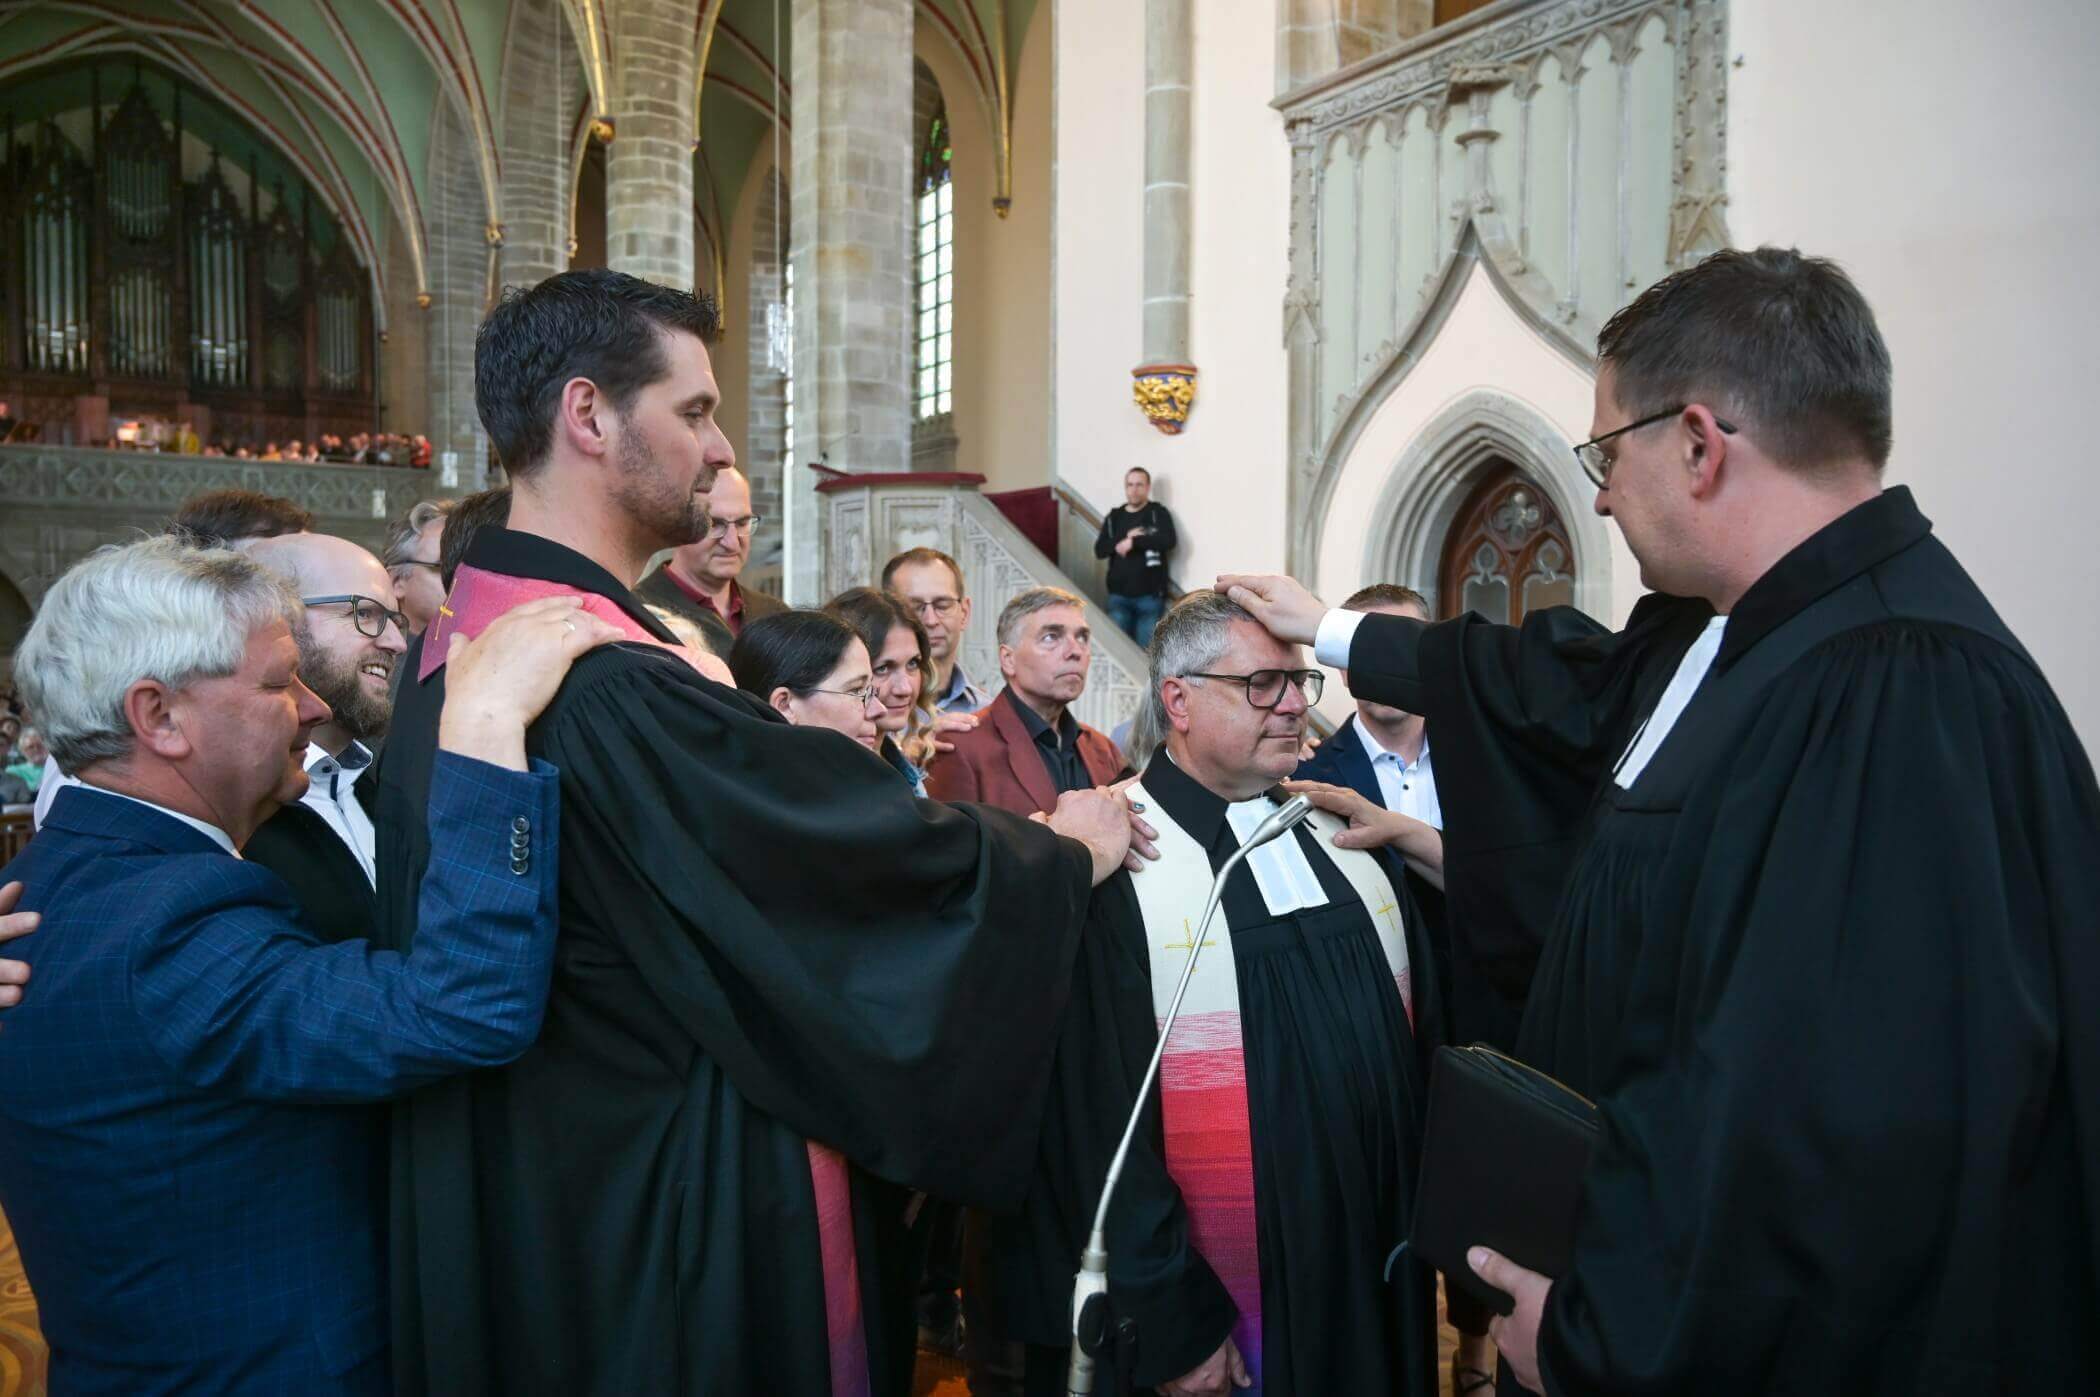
1186;669;1324;708
1573;407;1737;487
907;595;960;618
302;593;409;640
703;514;762;539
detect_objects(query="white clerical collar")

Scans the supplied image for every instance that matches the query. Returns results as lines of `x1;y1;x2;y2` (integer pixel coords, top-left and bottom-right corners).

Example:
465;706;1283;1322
85;784;241;858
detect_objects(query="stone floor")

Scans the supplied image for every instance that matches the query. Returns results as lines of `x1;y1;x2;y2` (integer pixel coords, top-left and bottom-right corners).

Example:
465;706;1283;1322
0;1205;1463;1397
0;1208;44;1397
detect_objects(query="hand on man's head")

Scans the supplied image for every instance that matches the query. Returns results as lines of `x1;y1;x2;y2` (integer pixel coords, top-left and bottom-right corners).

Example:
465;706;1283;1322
1215;573;1326;646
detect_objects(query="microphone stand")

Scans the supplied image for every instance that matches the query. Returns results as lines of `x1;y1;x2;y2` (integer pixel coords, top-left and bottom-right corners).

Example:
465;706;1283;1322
1067;795;1314;1395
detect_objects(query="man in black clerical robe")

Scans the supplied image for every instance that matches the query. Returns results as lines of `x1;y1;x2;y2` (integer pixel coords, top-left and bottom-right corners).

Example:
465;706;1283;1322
972;591;1444;1397
370;269;1142;1397
1223;248;2100;1394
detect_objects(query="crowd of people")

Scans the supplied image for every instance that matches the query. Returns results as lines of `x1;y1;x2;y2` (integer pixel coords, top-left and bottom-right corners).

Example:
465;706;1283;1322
0;253;2093;1397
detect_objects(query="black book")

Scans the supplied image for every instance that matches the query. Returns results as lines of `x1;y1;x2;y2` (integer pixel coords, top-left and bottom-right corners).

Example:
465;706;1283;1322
1405;1044;1600;1316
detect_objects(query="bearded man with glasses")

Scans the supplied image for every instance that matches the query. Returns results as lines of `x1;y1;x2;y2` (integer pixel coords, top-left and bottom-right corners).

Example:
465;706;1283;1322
235;533;412;945
968;587;1444;1397
635;464;785;656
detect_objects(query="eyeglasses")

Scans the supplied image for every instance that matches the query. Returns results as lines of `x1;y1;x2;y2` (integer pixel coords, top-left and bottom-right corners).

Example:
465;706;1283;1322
808;681;878;706
1186;669;1324;708
391;559;441;575
302;593;409;640
703;514;762;539
908;596;960;618
1573;407;1737;487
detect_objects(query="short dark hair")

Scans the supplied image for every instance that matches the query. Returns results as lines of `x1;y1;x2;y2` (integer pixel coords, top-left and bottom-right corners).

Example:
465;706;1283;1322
439;484;512;588
167;489;314;545
825;586;932;696
1596;246;1893;471
1125;466;1151;482
879;546;966;597
1342;583;1428;615
728;610;861;700
474;268;721;477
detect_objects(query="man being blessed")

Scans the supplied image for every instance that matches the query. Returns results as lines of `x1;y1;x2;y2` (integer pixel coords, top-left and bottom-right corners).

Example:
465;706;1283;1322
371;268;1145;1397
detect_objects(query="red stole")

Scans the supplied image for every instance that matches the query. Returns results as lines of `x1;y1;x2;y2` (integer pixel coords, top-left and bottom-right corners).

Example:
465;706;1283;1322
423;562;871;1397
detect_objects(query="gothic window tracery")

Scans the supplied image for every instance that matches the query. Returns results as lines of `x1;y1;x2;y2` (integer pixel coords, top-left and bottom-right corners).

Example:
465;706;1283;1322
1437;464;1578;624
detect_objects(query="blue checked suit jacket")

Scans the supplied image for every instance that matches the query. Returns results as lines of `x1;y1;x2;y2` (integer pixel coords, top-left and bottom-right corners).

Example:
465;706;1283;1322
0;752;559;1397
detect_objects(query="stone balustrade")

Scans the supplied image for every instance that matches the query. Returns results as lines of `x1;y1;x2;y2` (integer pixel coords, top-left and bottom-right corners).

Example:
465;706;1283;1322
0;445;446;603
820;470;1149;738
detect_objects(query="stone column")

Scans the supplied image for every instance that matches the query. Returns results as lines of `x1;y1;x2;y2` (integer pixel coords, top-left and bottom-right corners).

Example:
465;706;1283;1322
425;99;491;487
745;166;789;577
1132;0;1197;435
786;0;914;602
606;0;699;289
497;0;573;289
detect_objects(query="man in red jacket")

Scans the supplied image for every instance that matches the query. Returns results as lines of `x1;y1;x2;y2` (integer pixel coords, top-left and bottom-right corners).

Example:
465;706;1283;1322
927;585;1124;814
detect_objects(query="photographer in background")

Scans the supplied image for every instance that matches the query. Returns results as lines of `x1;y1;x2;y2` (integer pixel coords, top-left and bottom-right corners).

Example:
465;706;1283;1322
1093;467;1177;647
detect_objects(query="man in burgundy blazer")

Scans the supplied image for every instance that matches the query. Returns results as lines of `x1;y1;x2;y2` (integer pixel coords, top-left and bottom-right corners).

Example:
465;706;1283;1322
926;587;1125;815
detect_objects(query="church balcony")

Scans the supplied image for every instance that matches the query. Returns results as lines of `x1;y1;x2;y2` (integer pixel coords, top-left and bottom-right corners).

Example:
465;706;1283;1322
0;442;446;607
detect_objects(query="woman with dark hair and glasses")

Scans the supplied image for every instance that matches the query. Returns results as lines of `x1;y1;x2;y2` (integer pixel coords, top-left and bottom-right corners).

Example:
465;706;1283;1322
727;611;886;753
823;587;937;796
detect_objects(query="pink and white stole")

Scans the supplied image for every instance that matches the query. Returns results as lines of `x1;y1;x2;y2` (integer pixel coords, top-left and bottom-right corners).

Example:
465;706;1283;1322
425;563;871;1397
1122;782;1413;1393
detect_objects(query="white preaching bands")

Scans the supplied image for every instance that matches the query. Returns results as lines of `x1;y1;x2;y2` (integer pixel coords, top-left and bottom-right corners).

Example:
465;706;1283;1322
1311;607;1729;793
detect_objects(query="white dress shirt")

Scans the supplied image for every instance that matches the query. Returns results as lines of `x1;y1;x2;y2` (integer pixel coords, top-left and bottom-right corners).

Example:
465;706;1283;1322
299;741;378;885
87;785;240;857
31;754;73;829
1354;721;1443;829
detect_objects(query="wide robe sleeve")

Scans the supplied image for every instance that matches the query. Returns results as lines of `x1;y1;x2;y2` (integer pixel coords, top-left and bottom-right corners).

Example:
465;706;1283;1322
535;645;1094;1209
1539;622;2100;1393
976;871;1237;1386
1344;596;1710;1016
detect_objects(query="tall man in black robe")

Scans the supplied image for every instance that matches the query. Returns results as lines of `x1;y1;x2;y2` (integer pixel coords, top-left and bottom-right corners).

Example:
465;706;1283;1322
370;269;1146;1397
1223;247;2100;1394
973;589;1443;1397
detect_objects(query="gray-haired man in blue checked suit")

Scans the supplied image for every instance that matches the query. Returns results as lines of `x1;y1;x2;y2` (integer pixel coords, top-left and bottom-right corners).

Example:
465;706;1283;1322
0;535;623;1396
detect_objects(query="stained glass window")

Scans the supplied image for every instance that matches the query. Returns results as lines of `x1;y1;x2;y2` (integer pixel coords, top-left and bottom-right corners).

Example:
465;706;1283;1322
1436;465;1578;624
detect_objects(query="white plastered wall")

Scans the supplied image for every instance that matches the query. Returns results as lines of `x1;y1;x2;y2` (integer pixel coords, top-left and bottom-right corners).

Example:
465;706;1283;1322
1312;261;1634;618
1053;0;1293;584
1729;0;2100;742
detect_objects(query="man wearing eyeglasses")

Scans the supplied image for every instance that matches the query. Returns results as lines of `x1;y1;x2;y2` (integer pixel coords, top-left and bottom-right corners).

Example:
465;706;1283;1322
635;465;785;655
1221;248;2100;1395
970;587;1443;1397
239;533;410;944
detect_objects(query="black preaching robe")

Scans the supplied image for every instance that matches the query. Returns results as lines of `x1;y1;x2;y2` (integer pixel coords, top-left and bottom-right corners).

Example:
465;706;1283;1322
1344;488;2100;1392
369;528;1094;1397
971;752;1443;1396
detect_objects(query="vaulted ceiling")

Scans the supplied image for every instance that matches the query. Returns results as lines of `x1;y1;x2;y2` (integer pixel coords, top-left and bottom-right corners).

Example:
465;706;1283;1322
0;0;1038;304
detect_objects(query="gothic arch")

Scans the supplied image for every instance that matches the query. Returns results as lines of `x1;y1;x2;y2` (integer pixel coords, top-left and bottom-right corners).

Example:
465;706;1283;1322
1291;221;1592;581
1360;389;1610;620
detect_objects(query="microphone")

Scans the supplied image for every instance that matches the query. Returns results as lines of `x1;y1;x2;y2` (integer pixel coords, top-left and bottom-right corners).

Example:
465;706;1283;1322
1067;793;1314;1394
